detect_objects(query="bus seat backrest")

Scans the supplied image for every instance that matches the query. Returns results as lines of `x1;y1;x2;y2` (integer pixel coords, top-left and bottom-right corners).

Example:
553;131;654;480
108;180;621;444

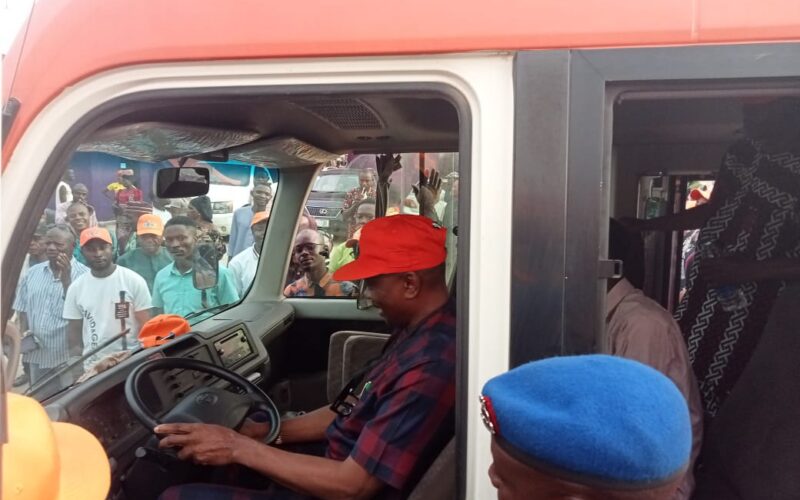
327;331;390;403
407;437;456;500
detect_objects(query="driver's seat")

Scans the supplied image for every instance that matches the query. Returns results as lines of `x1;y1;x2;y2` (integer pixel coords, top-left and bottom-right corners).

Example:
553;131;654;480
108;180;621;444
407;437;456;500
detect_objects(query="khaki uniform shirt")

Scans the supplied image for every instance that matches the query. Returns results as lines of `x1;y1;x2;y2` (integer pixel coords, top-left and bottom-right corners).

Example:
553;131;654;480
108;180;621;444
606;278;703;500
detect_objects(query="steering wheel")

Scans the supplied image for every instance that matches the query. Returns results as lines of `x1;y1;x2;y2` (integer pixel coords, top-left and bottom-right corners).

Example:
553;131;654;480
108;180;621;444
125;357;280;443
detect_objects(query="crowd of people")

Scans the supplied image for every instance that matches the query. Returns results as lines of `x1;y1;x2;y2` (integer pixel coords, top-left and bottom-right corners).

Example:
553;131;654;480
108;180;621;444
12;169;274;392
12;154;455;392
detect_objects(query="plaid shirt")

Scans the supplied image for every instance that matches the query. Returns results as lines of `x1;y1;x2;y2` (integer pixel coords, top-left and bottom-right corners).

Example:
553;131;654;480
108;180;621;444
325;301;457;492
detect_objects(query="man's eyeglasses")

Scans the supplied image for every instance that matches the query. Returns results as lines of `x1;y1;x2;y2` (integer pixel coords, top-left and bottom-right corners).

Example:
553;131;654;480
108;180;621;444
356;280;374;310
349;241;374;310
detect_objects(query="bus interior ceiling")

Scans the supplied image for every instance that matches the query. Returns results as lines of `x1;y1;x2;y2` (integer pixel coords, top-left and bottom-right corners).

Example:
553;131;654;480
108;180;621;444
613;96;745;217
612;84;800;216
99;93;461;156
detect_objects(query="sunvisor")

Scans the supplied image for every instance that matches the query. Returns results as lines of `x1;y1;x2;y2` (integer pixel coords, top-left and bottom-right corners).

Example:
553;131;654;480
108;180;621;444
77;122;261;162
228;136;339;168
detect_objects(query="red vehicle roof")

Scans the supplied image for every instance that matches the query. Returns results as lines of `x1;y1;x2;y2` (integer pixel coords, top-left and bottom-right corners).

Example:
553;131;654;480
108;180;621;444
3;0;800;165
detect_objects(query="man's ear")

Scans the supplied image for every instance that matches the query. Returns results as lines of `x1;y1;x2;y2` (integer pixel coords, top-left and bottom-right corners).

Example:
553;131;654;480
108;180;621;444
402;272;422;299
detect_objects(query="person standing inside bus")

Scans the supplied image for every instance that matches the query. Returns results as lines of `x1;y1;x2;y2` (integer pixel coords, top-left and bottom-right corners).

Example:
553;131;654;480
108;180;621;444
64;227;152;370
229;182;272;258
624;98;800;419
13;225;89;386
151;217;239;317
118;214;173;292
229;210;269;296
481;355;692;500
607;219;703;499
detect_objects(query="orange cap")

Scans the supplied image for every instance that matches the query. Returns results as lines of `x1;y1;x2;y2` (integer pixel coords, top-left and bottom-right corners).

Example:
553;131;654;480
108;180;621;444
79;227;112;247
2;393;111;500
137;214;164;236
251;208;271;226
138;314;191;348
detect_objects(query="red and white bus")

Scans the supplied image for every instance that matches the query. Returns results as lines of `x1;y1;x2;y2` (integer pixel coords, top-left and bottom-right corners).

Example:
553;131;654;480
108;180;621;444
3;0;800;498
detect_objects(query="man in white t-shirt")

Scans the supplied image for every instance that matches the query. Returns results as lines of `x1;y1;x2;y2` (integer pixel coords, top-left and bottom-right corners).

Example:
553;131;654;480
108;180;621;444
228;209;269;296
64;227;152;370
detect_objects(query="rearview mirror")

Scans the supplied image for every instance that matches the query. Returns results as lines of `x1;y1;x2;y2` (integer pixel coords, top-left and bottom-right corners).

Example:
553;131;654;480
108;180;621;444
193;242;219;291
155;167;210;198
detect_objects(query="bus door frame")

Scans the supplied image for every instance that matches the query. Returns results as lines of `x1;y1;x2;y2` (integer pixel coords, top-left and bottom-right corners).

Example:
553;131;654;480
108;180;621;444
511;43;800;366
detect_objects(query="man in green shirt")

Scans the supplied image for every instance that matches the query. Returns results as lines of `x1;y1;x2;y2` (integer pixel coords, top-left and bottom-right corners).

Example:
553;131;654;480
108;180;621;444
151;216;239;317
329;198;375;273
117;214;172;291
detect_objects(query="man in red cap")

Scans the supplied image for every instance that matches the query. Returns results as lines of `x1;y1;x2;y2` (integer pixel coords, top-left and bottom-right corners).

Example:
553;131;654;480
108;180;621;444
156;215;456;500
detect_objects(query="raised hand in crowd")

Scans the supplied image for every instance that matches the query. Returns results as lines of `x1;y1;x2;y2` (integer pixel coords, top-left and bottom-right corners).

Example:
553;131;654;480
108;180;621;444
413;168;442;221
55;251;73;292
375;154;402;184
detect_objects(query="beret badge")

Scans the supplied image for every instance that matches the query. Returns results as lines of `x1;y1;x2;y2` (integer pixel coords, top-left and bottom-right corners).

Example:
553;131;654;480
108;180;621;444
479;395;498;435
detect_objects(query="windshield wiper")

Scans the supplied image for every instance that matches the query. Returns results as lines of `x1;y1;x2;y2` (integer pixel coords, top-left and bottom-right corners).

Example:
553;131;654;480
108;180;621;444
26;329;137;399
184;302;236;321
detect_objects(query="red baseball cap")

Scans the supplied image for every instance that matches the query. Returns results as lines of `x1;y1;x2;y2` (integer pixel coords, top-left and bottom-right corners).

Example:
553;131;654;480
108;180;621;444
333;215;447;281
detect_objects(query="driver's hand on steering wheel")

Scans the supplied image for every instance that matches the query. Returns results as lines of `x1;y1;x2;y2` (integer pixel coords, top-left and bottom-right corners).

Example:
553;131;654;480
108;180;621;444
155;422;254;466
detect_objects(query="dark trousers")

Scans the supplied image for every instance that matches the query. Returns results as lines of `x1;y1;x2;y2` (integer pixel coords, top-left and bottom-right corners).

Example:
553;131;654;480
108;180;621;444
158;442;326;500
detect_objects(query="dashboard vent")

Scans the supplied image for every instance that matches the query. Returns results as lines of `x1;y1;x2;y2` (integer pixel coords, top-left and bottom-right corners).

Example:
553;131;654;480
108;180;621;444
289;98;385;130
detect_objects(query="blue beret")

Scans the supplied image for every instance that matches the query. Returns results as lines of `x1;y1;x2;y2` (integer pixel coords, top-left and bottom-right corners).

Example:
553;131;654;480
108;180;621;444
480;355;691;488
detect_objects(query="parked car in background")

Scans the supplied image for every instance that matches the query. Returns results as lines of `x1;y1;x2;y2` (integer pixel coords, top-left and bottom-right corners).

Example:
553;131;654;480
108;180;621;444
305;168;361;230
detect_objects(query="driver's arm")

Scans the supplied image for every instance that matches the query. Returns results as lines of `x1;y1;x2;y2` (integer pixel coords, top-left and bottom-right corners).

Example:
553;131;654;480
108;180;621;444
158;423;383;500
237;444;383;500
241;405;336;443
280;406;336;443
